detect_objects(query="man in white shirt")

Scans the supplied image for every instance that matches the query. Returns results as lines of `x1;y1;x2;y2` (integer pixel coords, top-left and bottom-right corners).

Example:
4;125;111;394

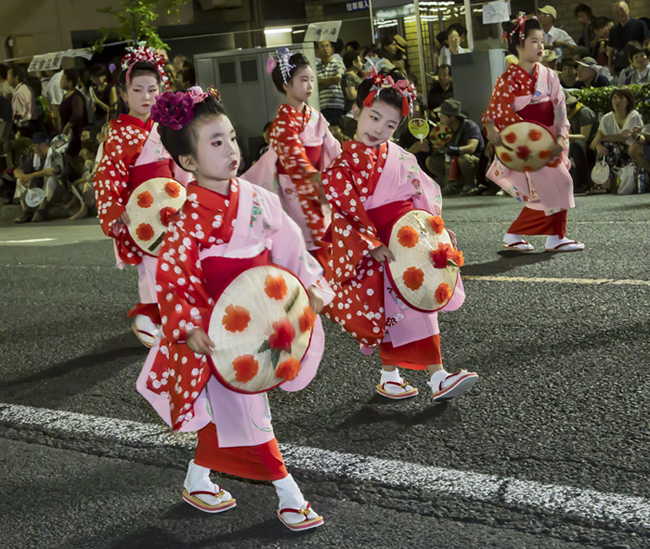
8;65;36;137
45;69;64;128
538;5;577;62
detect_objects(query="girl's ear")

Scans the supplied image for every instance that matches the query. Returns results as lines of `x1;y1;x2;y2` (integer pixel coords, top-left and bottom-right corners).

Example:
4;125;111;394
119;88;128;106
282;80;291;94
352;103;361;120
178;154;197;173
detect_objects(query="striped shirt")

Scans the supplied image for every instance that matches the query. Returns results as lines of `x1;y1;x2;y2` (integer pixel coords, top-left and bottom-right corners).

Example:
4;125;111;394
316;58;345;111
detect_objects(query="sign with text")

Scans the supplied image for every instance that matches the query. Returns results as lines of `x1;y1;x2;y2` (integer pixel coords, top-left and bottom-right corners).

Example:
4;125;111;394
27;48;92;74
346;0;369;11
304;21;342;42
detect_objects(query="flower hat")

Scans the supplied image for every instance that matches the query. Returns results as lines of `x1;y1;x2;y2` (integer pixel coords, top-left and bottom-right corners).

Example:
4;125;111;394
495;121;559;172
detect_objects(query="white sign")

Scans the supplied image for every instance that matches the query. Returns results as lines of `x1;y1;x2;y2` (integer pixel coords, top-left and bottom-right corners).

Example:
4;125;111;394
304;21;342;42
482;1;511;24
27;48;92;73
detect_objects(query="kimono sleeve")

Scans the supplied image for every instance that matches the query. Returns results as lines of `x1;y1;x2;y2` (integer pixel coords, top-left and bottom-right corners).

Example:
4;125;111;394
270;110;319;182
549;70;569;141
156;223;212;343
323;165;383;283
412;167;443;217
482;73;523;131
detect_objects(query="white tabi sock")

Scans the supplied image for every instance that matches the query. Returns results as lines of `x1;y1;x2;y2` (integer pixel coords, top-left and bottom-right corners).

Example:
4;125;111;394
428;370;450;391
380;368;402;385
273;474;307;510
503;232;525;245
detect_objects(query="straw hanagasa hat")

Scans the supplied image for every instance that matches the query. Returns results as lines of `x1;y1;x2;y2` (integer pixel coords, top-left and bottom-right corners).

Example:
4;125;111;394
125;177;187;256
495;121;557;172
386;210;462;313
207;265;315;394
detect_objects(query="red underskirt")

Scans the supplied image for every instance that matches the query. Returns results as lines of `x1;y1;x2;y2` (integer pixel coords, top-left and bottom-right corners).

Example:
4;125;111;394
509;207;567;238
378;334;442;370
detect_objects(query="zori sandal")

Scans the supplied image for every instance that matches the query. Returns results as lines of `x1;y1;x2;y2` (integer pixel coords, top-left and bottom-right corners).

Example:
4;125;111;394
376;380;419;400
182;487;237;514
277;502;324;531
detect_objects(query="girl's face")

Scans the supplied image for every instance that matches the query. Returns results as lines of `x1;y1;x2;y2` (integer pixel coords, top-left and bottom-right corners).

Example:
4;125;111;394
517;30;545;63
354;99;402;147
191;114;241;181
611;93;628;111
285;65;314;104
632;51;648;70
122;74;160;118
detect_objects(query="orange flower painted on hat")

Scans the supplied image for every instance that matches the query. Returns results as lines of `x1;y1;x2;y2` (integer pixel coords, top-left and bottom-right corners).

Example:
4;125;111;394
505;132;517;144
265;274;287;300
547;157;561;168
500;152;512;164
222;304;251;333
135;223;155;241
299;306;317;333
402;266;425;291
523;165;534;172
539;149;551;160
430;242;451;269
275;357;302;381
268;318;295;351
232;354;259;383
137;191;153;208
448;248;465;267
165;181;181;198
529;128;542;142
397;225;419;248
435;282;452;305
429;215;445;234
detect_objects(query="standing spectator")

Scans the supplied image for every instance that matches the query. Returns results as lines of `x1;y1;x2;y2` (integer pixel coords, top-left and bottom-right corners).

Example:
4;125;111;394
618;42;650;85
565;91;598;193
607;1;650;75
427;63;453;111
45;69;64;129
379;35;399;67
447;23;469;48
13;133;65;223
592;17;614;67
345;40;360;52
438;29;466;67
360;44;381;60
577;57;610;87
172;55;187;75
574;4;596;48
0;64;14;99
427;98;484;195
8;66;36;138
538;5;577;62
332;39;345;64
59;69;88;160
560;58;583;88
25;76;49;134
315;40;345;127
434;31;448;70
0;63;14;144
178;66;196;90
341;50;362;113
89;64;118;127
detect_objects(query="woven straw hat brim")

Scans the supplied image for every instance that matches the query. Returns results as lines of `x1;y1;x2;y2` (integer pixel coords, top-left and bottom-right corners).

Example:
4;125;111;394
125;177;186;257
387;210;460;313
495;121;556;172
208;265;313;394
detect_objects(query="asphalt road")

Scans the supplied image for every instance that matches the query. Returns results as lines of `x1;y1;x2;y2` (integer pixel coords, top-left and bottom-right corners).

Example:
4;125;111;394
1;193;649;549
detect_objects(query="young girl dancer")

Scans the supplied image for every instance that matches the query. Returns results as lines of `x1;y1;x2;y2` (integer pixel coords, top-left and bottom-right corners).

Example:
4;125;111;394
93;45;189;347
322;67;478;402
137;87;331;531
243;48;341;270
483;14;585;253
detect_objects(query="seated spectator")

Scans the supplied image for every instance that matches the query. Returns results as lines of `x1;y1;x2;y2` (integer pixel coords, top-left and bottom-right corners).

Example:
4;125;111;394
566;91;598;193
575;3;596;48
560;58;583;88
618;42;650;85
572;46;592;61
541;49;558;70
592;17;614;66
9;65;37;138
64;145;96;219
427;64;453;111
538;5;577;62
577;57;610;87
438;29;467;67
607;1;650;76
628;126;650;178
590;88;643;192
341;50;363;113
426;98;484;195
13;132;65;223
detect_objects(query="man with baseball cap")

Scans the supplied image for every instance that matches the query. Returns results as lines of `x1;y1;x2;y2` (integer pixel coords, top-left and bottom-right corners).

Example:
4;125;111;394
13;132;65;223
577;56;611;87
538;5;577;62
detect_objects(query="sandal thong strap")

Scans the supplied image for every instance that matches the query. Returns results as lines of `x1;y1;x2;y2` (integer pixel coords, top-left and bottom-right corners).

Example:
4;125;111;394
279;502;313;517
382;380;409;389
189;489;225;499
553;240;581;250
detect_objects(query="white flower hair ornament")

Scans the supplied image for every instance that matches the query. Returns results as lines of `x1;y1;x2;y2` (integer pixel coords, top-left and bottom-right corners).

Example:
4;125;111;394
121;42;170;91
363;57;417;117
266;47;296;83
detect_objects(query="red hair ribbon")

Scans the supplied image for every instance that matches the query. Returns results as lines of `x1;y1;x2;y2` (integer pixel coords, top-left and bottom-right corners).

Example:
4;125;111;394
362;69;417;117
121;42;170;91
502;12;528;45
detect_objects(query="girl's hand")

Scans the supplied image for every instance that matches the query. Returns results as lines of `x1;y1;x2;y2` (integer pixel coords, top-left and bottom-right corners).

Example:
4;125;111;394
186;328;215;355
370;245;396;264
548;141;564;159
117;211;131;226
596;144;608;157
308;286;324;314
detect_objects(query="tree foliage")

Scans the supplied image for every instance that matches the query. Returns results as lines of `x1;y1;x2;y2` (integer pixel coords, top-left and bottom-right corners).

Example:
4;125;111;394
572;84;650;121
92;0;187;52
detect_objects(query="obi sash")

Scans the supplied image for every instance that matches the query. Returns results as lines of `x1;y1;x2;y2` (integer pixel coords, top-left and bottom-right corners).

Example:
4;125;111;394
202;249;272;302
516;101;555;135
128;159;174;192
276;145;322;175
367;199;415;244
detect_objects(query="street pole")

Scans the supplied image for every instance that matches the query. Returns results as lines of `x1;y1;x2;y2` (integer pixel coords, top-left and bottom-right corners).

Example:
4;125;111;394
413;0;427;93
464;0;474;50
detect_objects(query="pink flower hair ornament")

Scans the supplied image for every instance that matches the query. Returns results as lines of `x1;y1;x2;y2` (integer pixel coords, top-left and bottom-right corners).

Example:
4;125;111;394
121;42;170;91
362;65;417;117
502;12;528;44
150;86;222;130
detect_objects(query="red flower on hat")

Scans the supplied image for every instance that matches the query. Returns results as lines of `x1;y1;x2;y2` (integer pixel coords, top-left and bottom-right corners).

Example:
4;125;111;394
435;282;452;305
430;242;451;269
529;128;543;142
539;149;551;160
222;304;251;333
265;275;287;300
403;266;425;291
268;318;295;351
159;206;179;226
136;223;155;241
429;215;445;234
275;357;302;381
165;181;181;198
523;165;534;172
137;191;153;208
397;225;419;248
500;152;512;163
516;145;531;161
232;354;259;383
299;306;317;333
448;248;465;267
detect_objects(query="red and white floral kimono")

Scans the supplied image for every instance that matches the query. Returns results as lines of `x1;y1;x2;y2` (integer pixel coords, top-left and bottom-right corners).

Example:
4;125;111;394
136;178;333;481
243;104;341;268
93;114;190;322
322;140;465;369
483;63;574;237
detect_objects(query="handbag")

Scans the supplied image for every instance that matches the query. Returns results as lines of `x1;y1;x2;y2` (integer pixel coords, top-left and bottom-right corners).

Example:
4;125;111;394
616;164;636;195
591;159;610;185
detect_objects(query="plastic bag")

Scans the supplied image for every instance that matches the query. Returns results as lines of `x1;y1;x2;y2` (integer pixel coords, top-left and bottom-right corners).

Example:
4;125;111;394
617;164;636;195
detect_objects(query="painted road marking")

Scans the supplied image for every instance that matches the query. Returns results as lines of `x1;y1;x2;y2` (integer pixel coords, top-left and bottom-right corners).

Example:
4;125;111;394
463;275;650;286
1;402;649;529
0;238;57;244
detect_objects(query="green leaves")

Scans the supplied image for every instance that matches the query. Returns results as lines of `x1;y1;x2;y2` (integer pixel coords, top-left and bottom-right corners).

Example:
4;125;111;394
572;84;650;121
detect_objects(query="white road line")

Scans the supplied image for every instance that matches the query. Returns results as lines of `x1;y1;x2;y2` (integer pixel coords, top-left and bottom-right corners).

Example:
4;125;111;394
0;238;57;244
1;403;649;529
463;275;650;286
